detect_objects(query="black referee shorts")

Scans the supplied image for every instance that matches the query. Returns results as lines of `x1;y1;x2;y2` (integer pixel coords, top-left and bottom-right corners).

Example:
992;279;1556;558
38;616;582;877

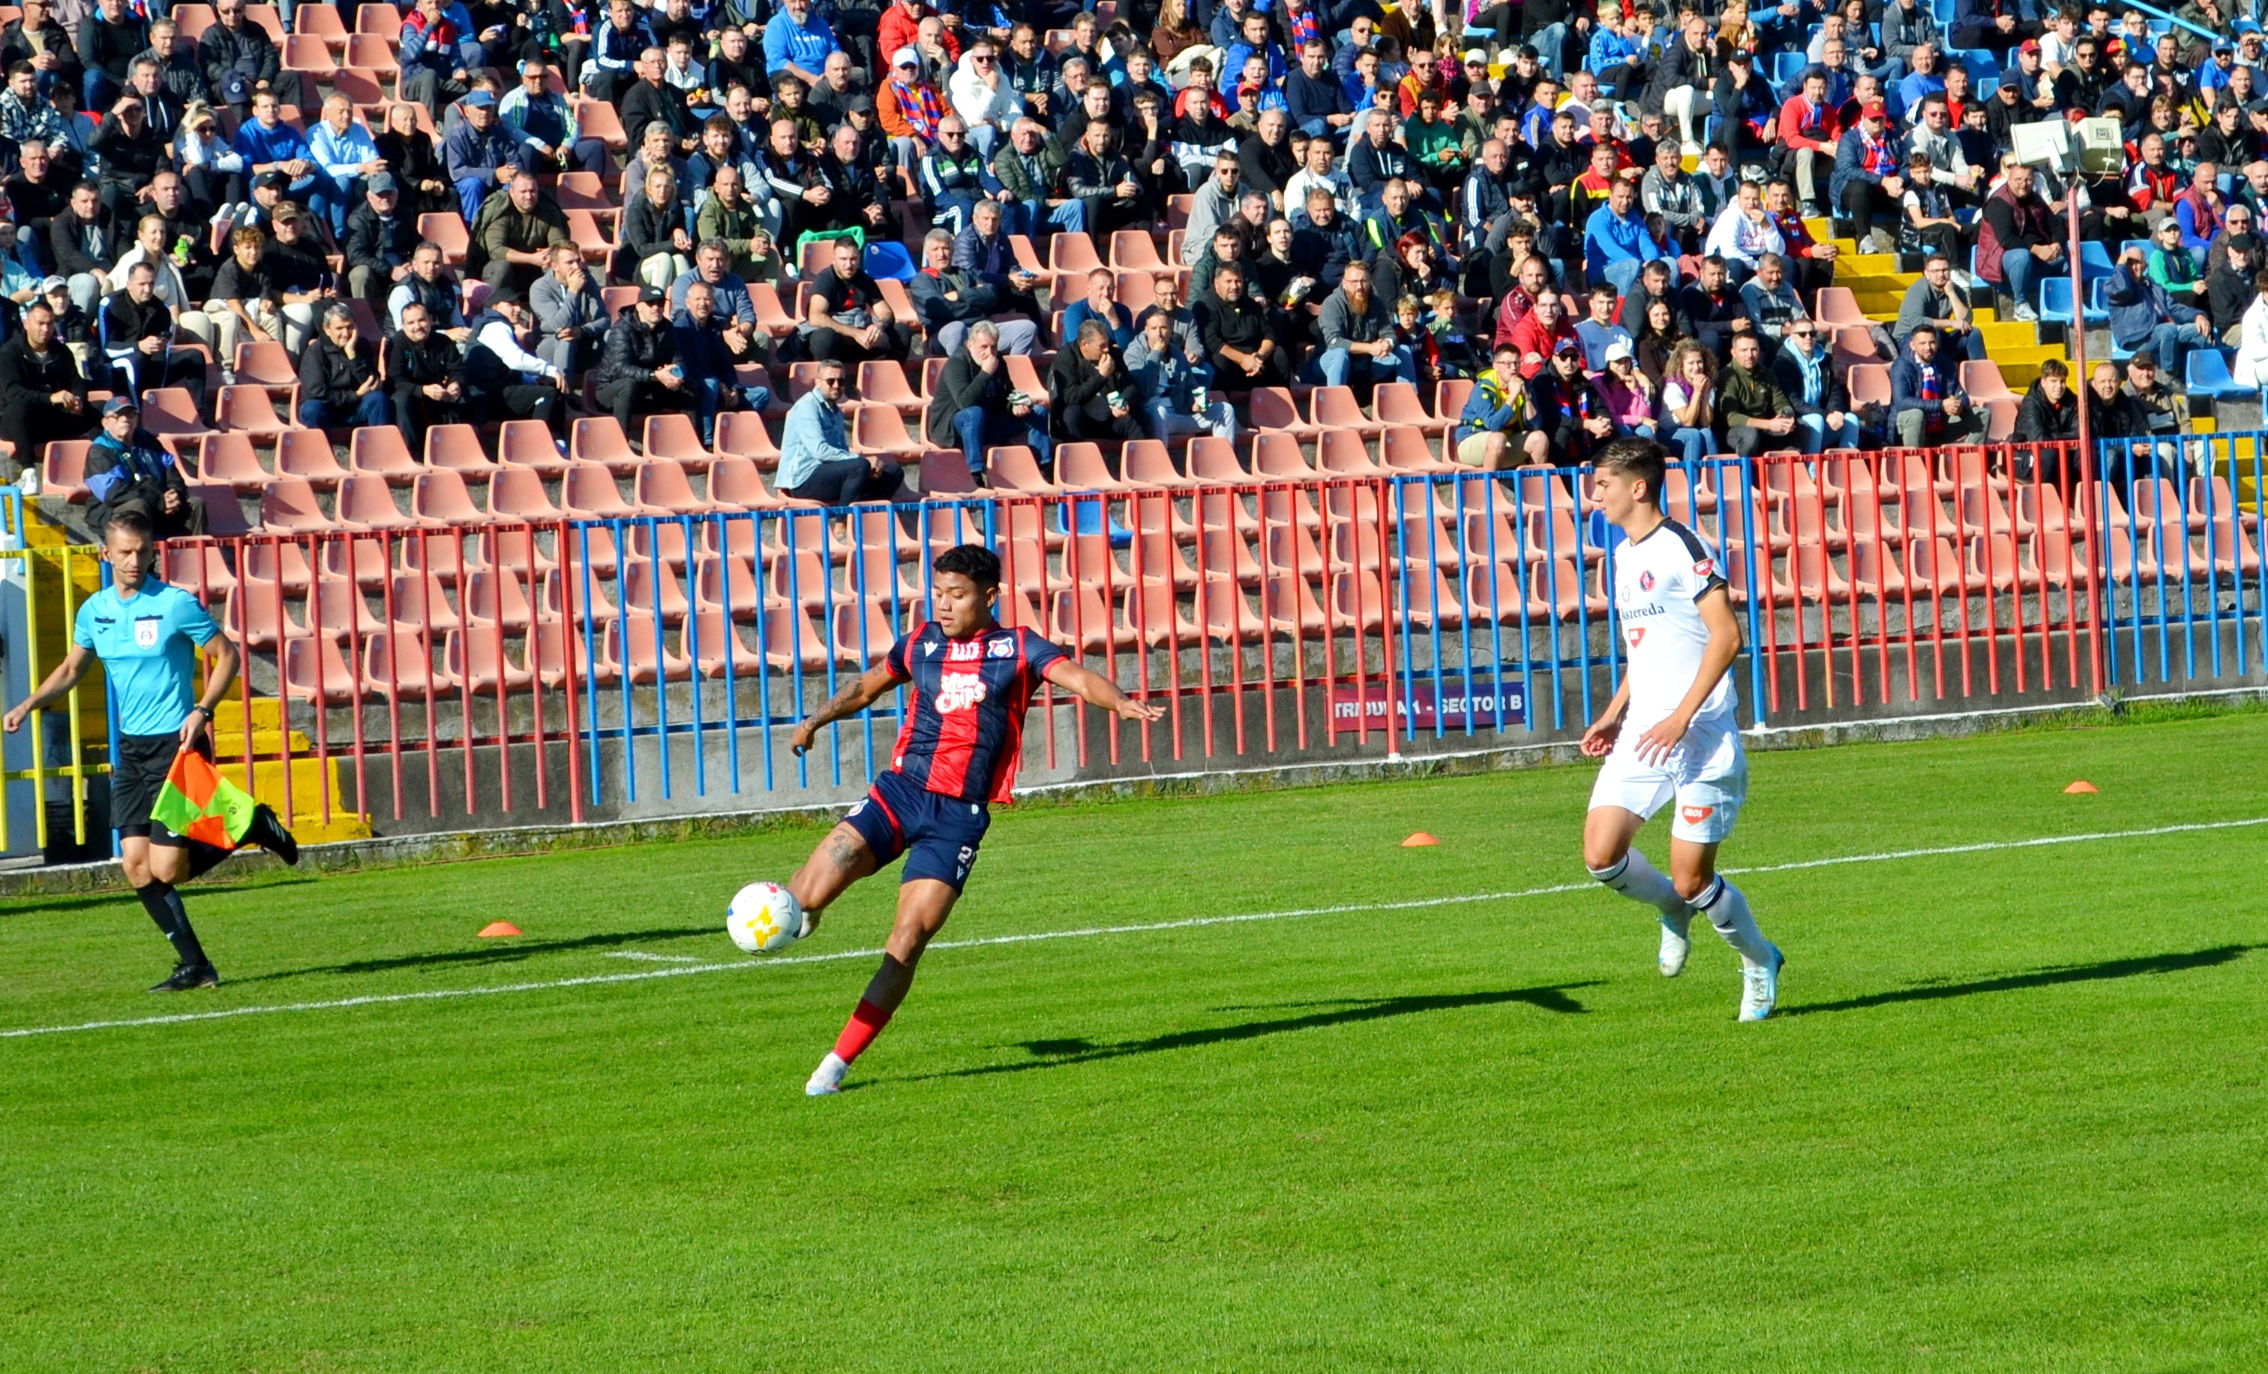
111;732;213;846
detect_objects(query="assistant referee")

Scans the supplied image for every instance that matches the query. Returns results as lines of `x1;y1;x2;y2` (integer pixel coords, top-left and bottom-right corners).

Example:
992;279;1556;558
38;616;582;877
4;510;298;992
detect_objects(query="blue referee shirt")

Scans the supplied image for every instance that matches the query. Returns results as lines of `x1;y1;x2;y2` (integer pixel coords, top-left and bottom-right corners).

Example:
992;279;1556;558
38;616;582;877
72;581;218;738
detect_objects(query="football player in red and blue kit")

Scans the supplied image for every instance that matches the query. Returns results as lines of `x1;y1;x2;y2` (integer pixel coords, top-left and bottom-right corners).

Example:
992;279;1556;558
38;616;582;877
786;545;1165;1096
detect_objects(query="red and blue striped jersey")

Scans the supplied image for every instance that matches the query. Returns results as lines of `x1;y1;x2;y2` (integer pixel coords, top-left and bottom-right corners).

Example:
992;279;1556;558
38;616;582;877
884;621;1069;804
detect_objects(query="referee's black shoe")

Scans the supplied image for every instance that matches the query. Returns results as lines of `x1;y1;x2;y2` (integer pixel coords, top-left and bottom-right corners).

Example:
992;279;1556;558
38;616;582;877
246;804;300;866
149;963;220;993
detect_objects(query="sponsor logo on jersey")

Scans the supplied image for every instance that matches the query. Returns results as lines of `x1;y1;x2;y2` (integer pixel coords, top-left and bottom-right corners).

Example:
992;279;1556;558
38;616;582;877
1680;804;1714;825
934;671;989;713
922;640;939;657
1627;627;1646;645
946;640;983;662
1693;560;1713;576
1638;570;1655;591
987;635;1016;658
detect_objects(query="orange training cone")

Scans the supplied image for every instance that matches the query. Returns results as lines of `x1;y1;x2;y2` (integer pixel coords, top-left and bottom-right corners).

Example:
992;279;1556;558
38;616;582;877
1402;832;1440;847
2064;780;2099;794
478;921;522;938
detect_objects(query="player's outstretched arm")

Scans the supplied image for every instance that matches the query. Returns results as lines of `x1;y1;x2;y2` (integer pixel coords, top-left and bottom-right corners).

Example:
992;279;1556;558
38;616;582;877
790;662;907;755
1042;659;1168;723
1633;586;1742;764
2;645;95;735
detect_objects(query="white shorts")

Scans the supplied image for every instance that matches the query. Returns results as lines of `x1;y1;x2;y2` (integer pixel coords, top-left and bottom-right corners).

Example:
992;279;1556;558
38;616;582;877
1587;714;1748;844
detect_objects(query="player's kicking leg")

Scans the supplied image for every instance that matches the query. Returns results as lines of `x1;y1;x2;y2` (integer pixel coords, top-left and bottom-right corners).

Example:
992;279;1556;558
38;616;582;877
1582;805;1698;978
803;878;960;1096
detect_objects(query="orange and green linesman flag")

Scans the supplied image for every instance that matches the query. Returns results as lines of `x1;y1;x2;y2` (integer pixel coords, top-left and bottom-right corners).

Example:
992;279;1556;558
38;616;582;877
149;749;259;848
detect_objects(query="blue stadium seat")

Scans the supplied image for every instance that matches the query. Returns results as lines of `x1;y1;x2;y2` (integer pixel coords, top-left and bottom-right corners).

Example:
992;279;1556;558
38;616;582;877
1953;48;2001;85
2083;275;2111;324
2038;275;2077;324
1774;50;1807;88
2187;348;2249;398
2079;239;2115;281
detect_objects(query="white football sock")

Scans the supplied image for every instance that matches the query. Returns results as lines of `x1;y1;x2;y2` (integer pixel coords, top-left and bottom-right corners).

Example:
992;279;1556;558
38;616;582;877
1590;848;1693;919
1694;877;1773;967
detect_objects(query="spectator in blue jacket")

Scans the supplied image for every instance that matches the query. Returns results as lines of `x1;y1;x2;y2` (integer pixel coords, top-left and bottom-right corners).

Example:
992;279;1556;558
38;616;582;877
576;0;649;105
1830;99;1907;252
1583;176;1661;298
1888;324;1984;446
2104;241;2212;382
777;358;903;506
763;0;839;88
231;90;315;200
1217;10;1285;96
1061;267;1135;349
673;278;774;449
444;89;523;222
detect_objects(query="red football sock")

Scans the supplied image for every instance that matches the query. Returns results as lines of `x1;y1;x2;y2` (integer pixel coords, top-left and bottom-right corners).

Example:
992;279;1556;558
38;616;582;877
832;998;893;1064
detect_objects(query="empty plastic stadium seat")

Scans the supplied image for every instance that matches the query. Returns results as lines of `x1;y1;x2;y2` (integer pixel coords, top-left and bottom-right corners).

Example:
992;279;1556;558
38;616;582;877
571;415;641;473
260;477;333;532
265;428;342;486
642;412;713;468
283;636;362;703
497;419;570;473
411;468;484;525
349;425;419;482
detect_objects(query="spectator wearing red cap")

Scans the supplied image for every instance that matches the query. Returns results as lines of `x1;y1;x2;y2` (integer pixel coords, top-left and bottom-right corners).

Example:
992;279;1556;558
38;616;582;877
1830;96;1908;253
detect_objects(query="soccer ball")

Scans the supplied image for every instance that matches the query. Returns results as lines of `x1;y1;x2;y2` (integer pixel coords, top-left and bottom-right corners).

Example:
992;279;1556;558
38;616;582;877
726;882;808;955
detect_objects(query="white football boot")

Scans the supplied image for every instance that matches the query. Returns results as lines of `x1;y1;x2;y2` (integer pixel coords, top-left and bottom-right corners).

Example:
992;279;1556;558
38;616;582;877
1739;944;1785;1022
805;1052;848;1096
1658;911;1693;977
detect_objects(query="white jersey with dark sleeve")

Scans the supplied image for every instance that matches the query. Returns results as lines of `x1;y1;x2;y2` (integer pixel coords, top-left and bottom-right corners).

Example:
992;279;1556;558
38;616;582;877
1611;517;1738;733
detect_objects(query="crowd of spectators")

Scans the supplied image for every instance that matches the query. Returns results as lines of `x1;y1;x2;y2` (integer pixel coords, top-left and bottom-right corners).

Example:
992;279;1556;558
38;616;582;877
2;0;2265;528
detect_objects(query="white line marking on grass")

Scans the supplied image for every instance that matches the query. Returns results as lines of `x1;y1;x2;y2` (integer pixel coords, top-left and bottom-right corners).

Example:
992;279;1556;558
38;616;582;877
7;814;2266;1042
605;951;703;963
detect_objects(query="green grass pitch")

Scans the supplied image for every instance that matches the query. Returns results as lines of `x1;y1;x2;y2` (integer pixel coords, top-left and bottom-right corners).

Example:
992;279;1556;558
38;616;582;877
3;709;2265;1371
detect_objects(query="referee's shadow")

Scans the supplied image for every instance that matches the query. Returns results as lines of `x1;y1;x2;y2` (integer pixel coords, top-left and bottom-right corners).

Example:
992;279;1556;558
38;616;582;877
1775;943;2262;1017
897;983;1601;1084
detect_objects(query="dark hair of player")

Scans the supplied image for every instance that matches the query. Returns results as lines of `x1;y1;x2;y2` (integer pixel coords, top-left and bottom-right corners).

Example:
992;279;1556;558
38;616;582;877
934;544;1002;591
1593;436;1667;510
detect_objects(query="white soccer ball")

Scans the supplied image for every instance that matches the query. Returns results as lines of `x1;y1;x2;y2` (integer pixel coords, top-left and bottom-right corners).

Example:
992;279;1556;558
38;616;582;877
726;882;808;955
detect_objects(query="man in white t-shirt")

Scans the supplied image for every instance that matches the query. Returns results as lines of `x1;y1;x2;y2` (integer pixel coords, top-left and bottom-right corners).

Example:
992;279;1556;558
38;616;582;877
1578;437;1785;1021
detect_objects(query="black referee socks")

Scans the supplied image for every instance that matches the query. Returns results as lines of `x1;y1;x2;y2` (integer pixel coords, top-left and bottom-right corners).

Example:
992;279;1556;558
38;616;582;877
136;882;210;969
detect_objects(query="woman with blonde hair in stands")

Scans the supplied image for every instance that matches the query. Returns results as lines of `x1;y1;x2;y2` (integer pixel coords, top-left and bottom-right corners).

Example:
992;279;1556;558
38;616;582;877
112;214;228;365
174;103;245;225
622;165;695;290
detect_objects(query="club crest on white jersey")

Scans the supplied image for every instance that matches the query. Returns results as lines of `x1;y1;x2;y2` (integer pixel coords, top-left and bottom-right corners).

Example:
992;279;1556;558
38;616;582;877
1612;518;1737;732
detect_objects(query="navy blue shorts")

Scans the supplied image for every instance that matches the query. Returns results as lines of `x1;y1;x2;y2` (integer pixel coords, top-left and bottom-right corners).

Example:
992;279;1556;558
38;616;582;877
844;769;990;891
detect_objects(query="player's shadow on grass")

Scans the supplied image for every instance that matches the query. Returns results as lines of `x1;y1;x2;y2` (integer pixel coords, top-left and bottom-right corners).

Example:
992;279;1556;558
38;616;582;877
1781;943;2261;1017
229;925;722;983
908;983;1601;1082
0;881;304;916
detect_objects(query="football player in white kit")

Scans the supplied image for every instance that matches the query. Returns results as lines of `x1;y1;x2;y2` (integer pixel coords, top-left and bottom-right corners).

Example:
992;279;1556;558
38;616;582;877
1578;438;1785;1020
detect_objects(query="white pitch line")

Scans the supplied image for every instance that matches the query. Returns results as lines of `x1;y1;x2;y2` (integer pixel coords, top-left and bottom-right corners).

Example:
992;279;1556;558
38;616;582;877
5;813;2265;1042
604;951;703;963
